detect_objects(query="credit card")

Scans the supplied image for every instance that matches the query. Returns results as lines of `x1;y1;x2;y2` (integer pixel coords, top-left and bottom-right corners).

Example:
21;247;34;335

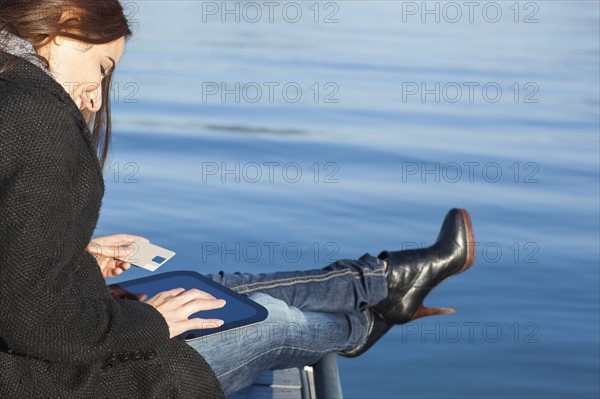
116;240;175;272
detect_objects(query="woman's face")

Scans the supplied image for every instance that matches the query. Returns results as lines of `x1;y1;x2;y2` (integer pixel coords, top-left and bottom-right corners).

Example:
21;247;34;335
38;36;125;113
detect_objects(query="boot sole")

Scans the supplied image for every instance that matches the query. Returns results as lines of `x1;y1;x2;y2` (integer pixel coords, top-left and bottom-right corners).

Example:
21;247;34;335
458;208;476;274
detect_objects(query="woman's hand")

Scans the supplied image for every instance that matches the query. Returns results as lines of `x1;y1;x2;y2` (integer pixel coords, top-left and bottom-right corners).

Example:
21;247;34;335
86;234;149;278
144;288;226;339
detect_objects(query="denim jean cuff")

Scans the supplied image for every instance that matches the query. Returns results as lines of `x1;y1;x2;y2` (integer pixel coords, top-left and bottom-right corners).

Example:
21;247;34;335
336;308;373;357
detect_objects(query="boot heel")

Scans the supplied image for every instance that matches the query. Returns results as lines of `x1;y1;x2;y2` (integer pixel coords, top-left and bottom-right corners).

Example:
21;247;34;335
411;304;456;321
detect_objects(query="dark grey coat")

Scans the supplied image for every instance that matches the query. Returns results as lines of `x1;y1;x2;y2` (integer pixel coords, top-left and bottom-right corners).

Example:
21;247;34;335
0;51;225;398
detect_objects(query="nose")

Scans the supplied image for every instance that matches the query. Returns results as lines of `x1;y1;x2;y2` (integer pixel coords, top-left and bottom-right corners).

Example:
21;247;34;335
80;83;102;112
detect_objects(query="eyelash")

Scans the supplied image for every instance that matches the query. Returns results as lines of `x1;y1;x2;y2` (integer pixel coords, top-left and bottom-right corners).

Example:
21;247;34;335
100;65;106;76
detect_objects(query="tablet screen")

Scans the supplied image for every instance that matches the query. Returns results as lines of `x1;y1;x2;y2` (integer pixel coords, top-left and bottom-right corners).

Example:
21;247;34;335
108;271;268;340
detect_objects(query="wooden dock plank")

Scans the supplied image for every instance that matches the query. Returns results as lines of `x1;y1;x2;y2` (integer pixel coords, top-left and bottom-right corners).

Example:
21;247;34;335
252;368;302;387
229;385;303;399
227;353;343;399
228;369;304;399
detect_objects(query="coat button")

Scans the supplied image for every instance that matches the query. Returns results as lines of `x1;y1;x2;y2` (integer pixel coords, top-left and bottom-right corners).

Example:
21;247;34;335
100;363;113;372
105;353;118;364
131;350;143;361
119;352;130;362
144;350;157;361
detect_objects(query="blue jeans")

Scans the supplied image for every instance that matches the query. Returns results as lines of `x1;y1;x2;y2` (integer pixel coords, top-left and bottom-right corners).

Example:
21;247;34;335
186;253;388;396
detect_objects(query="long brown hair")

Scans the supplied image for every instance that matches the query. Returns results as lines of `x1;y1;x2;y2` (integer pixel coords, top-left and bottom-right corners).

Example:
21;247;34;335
0;0;134;173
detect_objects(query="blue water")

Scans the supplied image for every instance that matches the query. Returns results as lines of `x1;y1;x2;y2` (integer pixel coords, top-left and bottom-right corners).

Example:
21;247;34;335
99;1;600;397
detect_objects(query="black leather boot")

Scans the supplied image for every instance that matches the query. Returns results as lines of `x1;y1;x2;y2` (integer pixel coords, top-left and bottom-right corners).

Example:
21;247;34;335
340;208;475;358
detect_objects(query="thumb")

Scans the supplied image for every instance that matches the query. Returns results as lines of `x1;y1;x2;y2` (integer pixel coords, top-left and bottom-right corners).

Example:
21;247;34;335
110;244;138;260
87;243;136;259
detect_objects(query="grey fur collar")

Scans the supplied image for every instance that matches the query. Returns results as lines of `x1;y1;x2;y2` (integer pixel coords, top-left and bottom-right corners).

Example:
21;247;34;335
0;28;54;79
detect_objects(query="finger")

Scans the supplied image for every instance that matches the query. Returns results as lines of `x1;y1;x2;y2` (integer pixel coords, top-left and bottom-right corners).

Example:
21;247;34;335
166;287;187;296
113;244;139;259
106;269;118;278
180;298;226;315
86;243;134;259
115;234;150;243
174;288;217;301
192;318;225;330
176;318;224;334
115;261;131;270
147;287;187;306
94;234;150;244
100;257;111;269
86;242;104;255
92;244;136;261
110;235;151;249
156;290;216;311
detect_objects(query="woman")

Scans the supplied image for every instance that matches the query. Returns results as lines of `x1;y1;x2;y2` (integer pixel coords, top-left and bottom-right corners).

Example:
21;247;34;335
0;1;476;397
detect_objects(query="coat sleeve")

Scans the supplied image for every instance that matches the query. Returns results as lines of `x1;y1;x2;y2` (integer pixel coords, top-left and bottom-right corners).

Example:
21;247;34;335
0;91;173;366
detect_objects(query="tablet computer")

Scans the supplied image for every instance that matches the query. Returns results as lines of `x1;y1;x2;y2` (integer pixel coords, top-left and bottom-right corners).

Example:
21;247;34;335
107;271;268;340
